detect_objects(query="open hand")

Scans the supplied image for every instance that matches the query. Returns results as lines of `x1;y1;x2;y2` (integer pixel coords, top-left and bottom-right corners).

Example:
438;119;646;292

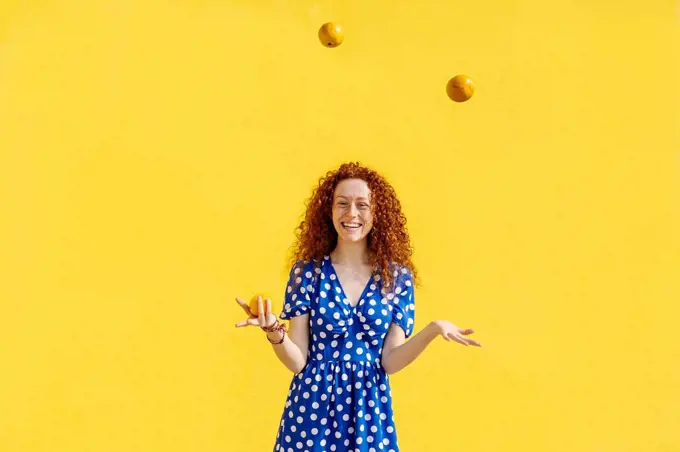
431;320;481;347
234;296;277;329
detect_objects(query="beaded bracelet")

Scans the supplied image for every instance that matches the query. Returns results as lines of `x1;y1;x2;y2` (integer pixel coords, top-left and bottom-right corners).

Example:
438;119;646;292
262;319;288;345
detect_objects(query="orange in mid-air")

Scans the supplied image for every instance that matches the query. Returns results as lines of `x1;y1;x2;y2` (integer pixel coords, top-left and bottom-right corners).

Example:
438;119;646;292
318;22;344;48
446;75;475;102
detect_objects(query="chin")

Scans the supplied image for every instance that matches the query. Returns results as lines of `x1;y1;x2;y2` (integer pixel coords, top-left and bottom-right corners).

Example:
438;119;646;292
339;232;369;243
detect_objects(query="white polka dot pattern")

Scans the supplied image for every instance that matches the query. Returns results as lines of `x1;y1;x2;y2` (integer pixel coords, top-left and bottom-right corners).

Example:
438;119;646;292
274;256;415;451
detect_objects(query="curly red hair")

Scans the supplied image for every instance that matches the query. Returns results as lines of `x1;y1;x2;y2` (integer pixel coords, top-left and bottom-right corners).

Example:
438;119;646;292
289;162;418;290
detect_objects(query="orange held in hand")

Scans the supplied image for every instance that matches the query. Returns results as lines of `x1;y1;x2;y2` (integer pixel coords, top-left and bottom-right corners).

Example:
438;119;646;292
248;295;271;316
446;74;475;102
318;22;344;48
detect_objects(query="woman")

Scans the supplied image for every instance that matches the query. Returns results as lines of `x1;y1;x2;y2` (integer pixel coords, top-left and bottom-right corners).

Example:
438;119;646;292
235;162;481;451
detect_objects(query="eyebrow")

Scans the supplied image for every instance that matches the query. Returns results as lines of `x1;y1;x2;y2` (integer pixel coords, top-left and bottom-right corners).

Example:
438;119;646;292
335;196;369;201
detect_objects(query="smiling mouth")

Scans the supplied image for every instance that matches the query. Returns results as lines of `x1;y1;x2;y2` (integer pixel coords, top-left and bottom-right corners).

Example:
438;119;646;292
342;222;362;230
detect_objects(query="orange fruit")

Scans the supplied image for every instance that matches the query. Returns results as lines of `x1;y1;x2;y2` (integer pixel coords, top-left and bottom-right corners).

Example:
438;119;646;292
318;22;344;48
446;75;475;102
248;295;271;316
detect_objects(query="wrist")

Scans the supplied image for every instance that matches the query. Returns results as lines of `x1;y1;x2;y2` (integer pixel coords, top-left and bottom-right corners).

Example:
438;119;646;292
267;330;285;341
263;319;288;345
426;320;443;339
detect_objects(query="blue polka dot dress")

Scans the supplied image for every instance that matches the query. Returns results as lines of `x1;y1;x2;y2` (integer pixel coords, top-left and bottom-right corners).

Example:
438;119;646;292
274;255;416;452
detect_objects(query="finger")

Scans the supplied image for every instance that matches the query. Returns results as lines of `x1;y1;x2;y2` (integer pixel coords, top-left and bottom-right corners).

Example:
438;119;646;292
266;298;272;317
257;296;266;327
454;334;472;345
447;332;468;346
466;338;482;347
455;333;481;347
235;318;260;328
457;328;481;346
235;297;254;317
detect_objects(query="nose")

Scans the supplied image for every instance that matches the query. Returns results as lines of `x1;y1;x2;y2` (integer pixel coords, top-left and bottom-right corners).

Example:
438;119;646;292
348;202;359;217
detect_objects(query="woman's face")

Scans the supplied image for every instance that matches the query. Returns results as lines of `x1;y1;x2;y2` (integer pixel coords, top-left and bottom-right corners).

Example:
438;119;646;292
331;178;374;243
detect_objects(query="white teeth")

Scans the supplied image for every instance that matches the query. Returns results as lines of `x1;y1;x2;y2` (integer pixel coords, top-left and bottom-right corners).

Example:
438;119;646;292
343;223;361;229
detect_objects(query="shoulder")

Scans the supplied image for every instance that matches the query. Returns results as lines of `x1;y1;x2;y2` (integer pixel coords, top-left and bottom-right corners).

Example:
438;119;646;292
289;258;323;279
379;262;414;296
388;261;414;282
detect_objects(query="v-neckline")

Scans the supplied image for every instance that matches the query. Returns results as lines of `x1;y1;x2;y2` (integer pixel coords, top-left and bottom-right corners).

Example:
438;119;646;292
327;256;375;309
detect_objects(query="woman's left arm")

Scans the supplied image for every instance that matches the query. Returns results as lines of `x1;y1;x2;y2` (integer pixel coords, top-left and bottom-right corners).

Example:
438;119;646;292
381;320;481;375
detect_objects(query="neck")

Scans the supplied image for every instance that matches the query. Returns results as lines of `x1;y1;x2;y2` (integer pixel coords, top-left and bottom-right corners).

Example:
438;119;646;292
331;239;371;266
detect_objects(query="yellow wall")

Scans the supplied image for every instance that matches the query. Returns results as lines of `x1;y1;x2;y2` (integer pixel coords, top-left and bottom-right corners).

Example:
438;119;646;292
1;1;679;451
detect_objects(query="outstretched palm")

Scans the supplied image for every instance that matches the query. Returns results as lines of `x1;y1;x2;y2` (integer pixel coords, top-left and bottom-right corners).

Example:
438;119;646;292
432;320;482;347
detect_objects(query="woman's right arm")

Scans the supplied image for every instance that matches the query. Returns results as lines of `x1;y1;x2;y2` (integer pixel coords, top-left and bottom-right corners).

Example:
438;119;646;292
266;314;309;374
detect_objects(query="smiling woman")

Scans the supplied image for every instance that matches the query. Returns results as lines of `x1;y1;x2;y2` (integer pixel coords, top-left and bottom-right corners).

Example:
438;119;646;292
234;161;481;451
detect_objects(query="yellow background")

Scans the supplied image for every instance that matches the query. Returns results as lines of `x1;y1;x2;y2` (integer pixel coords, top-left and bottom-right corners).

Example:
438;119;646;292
1;0;679;451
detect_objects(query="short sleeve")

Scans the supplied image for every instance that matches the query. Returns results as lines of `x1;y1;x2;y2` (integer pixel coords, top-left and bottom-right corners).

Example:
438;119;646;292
279;260;314;320
390;267;416;337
